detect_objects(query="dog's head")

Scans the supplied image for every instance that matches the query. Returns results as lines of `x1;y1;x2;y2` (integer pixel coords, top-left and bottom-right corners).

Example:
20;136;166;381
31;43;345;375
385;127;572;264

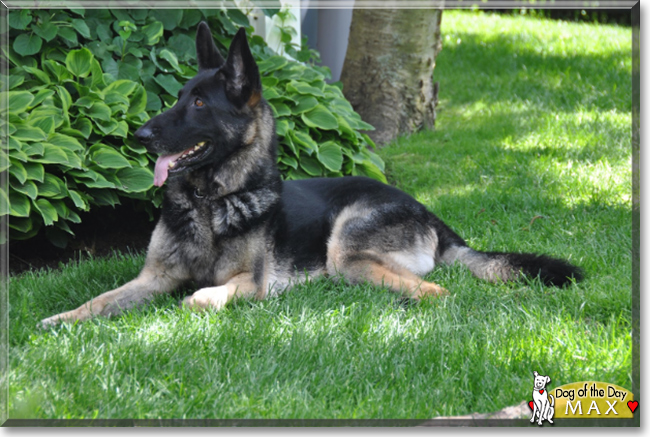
533;371;551;390
135;23;263;186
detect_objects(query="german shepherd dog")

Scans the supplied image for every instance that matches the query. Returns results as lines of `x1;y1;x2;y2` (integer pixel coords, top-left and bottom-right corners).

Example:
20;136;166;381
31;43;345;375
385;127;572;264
41;24;582;327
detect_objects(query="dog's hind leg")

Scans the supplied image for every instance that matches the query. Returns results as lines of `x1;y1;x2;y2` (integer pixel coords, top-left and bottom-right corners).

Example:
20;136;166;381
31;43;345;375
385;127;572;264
182;272;258;311
329;250;448;299
326;203;448;299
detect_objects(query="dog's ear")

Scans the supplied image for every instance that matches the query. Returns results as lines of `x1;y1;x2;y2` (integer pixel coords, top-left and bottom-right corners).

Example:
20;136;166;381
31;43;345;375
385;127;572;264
533;371;539;377
546;376;551;384
196;22;225;71
221;27;262;108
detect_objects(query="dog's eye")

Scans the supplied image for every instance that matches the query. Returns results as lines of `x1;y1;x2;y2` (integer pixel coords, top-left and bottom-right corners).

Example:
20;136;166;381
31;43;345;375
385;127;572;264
194;98;204;107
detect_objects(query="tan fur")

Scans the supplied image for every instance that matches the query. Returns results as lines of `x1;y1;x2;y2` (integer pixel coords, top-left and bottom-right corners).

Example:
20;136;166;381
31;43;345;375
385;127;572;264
326;203;448;299
39;231;189;327
183;272;258;310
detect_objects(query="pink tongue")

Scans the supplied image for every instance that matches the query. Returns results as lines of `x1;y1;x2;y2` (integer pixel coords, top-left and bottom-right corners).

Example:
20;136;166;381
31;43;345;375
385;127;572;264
154;152;184;187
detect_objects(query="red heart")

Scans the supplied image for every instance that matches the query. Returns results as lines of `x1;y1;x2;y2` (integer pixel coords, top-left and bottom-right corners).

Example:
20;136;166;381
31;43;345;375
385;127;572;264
529;401;534;410
539;389;544;394
627;401;638;413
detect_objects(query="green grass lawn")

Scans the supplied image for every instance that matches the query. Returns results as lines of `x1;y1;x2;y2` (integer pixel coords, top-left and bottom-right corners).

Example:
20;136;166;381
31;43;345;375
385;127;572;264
8;11;633;420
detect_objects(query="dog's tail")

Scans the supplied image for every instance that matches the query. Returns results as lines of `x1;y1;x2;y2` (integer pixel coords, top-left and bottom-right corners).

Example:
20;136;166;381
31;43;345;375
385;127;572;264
431;215;583;287
550;394;555;407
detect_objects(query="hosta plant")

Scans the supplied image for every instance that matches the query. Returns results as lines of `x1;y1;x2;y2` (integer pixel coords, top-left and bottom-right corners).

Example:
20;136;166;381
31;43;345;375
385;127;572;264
2;7;383;247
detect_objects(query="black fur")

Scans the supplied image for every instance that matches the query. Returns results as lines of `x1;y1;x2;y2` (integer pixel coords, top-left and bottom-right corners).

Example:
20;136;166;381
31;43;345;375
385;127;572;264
490;252;584;287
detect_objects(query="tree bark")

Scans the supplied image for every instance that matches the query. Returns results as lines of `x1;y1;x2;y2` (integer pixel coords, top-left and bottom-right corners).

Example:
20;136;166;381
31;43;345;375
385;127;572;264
340;9;443;146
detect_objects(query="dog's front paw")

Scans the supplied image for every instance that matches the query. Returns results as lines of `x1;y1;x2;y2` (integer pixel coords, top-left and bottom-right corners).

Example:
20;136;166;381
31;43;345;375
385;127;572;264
182;286;229;311
38;311;75;329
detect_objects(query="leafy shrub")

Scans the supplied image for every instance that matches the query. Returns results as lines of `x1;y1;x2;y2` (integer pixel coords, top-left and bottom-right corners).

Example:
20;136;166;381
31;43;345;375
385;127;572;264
1;7;384;246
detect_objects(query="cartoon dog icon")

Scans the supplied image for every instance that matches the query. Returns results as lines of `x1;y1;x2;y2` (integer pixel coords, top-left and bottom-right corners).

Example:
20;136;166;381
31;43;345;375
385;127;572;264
530;371;555;425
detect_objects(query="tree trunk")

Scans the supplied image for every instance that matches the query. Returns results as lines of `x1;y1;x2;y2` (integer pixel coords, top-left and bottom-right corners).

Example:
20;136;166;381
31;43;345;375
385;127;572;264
340;9;443;146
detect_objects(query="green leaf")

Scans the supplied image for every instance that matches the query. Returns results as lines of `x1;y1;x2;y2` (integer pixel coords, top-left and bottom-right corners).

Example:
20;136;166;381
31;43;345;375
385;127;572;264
287;81;325;98
128;85;147;115
8;74;25;90
291;130;319;155
276;118;289;136
318;142;343;172
65;48;94;77
30;117;55;135
352;162;387;183
10;179;38;200
103;79;138;96
33;21;58;42
47;133;84;152
271;102;291;117
68;190;89;211
158;49;182;73
116;167;154;193
43;60;72;82
24;162;45;182
142;21;164;45
151;10;183;31
22;142;44;156
145;92;162;111
32;143;69;165
9;10;32;30
299;155;323;176
263;87;281;101
167;34;195;62
13;34;43;56
291;95;318;114
88;189;119;205
258;56;288;74
80;101;112;121
94;119;119;135
280;155;298;169
29;88;55;106
12;125;46;142
9;159;28;184
71;18;91;38
9;192;30;217
34;198;58;225
57;27;78;45
301;105;339;130
90;58;106;88
74;117;93;139
56;85;72;112
35;173;65;198
50;199;71;219
9;148;29;163
90;144;132;169
153;74;183;97
8;217;33;233
4;91;34;113
112;120;129;138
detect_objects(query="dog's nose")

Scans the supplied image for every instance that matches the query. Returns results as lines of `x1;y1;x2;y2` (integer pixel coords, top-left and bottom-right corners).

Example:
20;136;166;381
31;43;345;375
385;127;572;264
134;125;154;145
